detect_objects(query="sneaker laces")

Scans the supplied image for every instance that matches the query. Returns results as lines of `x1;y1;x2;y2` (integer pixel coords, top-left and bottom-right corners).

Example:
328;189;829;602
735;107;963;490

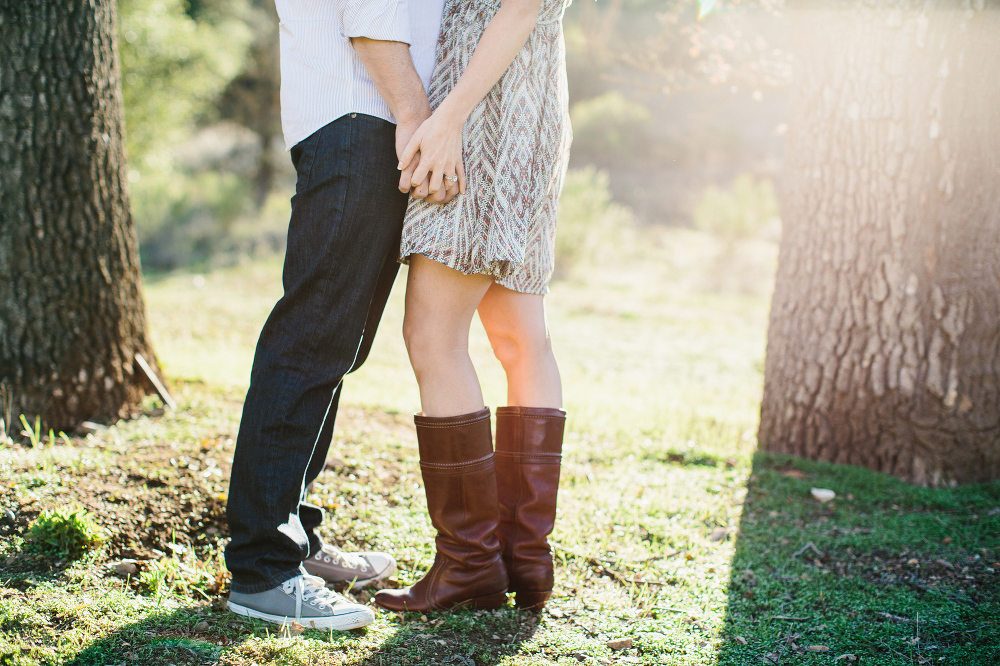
287;574;347;620
319;544;370;572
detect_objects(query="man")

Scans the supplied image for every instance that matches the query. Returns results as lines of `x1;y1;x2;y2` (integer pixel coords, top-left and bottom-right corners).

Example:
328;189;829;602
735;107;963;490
224;0;450;631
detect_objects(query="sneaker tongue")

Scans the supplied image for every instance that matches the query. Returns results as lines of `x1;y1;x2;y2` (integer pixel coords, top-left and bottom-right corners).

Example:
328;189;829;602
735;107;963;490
323;546;366;568
303;573;329;587
301;578;340;607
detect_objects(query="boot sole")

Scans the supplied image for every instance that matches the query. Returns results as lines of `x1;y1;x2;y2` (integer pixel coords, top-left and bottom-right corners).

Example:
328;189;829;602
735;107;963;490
512;590;551;610
461;590;509;610
373;590;509;613
227;600;374;631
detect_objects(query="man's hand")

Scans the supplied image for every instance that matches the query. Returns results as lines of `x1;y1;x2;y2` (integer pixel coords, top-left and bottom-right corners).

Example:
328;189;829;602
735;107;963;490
397;113;465;205
397;115;460;204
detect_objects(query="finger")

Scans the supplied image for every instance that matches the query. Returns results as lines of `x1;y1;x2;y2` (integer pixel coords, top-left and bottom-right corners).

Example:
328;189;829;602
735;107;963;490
427;187;447;204
398;134;421;171
440;188;458;204
457;162;467;194
412;179;430;200
428;168;445;195
409;155;432;190
399;150;420;193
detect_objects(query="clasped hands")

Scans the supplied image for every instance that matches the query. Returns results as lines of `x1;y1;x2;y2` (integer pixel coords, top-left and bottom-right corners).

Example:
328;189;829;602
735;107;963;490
396;107;467;205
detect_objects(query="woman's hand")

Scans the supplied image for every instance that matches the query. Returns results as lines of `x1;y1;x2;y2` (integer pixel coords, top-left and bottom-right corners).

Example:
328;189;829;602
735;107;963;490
398;105;468;201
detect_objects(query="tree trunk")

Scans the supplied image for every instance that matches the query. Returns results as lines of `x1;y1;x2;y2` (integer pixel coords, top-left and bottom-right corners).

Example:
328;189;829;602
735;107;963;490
759;2;1000;485
0;0;160;433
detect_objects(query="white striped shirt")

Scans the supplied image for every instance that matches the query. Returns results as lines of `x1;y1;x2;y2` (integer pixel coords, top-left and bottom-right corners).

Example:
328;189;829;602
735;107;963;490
275;0;445;150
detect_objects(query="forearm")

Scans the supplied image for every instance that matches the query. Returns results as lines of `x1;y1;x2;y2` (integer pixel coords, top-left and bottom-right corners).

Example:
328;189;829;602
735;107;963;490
435;0;541;125
352;38;430;125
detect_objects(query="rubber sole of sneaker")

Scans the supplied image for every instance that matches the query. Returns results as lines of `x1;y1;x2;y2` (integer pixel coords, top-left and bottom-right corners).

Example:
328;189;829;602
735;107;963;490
226;600;374;631
305;559;399;591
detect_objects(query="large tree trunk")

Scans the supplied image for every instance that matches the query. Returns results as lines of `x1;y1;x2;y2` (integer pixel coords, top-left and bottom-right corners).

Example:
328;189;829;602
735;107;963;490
0;0;160;433
759;2;1000;485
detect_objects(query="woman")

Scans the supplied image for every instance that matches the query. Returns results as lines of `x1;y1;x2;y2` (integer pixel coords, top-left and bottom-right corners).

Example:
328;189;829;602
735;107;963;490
373;0;571;612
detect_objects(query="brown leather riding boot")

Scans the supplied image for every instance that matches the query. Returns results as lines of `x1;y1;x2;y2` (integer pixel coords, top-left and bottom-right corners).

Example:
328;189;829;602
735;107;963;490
494;406;566;610
374;408;508;612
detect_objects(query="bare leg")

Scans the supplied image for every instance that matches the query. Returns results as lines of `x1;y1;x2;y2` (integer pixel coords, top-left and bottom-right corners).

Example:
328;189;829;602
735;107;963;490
477;282;562;408
403;254;493;417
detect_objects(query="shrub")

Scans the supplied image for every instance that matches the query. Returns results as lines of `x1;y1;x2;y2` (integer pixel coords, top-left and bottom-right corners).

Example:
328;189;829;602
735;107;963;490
692;173;779;241
570;91;652;163
26;508;106;560
556;167;633;275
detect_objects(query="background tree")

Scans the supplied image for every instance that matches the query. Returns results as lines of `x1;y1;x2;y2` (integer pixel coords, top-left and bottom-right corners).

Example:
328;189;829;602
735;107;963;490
758;2;1000;485
0;0;161;432
216;0;281;210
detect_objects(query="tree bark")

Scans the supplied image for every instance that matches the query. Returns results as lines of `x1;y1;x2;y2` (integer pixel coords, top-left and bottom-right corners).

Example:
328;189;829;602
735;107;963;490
0;0;160;432
759;1;1000;485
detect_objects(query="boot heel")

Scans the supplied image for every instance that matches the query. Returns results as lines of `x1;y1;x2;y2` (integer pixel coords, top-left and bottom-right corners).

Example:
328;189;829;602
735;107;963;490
469;591;508;610
513;590;551;610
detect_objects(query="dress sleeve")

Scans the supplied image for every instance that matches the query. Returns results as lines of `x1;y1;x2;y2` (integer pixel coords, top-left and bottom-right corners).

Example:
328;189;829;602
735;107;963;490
334;0;412;45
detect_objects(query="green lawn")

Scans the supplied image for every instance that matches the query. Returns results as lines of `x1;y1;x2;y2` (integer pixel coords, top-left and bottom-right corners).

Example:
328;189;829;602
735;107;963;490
1;229;997;665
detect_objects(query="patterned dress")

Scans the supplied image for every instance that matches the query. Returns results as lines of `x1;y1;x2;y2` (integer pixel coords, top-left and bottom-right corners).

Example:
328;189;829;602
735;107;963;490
398;0;572;295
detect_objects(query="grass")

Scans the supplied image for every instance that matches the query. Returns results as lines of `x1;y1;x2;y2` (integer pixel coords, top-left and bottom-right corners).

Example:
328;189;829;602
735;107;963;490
0;227;997;665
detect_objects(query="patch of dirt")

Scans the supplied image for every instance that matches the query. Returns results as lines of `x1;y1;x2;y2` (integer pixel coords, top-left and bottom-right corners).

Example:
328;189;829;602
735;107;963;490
0;404;420;574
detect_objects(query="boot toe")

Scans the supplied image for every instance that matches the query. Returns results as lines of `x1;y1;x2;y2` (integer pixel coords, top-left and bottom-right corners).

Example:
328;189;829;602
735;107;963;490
373;588;419;612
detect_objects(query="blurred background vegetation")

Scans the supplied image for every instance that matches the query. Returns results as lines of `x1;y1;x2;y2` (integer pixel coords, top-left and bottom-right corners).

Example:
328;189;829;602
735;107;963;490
121;0;789;289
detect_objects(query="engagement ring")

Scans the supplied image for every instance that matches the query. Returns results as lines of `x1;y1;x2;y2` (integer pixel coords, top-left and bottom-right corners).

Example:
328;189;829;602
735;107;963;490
445;175;459;183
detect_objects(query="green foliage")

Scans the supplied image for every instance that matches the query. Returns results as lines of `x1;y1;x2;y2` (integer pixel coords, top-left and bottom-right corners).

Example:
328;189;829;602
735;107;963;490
555;167;633;274
569;91;652;163
141;545;227;600
26;507;106;560
693;173;778;240
118;0;250;172
118;0;255;268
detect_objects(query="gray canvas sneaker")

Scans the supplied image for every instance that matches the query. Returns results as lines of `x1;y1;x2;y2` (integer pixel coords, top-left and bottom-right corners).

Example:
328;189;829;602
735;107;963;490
227;571;374;631
302;543;396;590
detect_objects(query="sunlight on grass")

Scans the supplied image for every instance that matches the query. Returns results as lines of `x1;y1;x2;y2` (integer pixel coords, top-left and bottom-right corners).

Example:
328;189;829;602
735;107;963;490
4;228;997;665
145;226;774;461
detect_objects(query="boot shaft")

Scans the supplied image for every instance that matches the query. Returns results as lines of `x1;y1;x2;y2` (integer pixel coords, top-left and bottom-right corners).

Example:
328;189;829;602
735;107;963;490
494;407;566;599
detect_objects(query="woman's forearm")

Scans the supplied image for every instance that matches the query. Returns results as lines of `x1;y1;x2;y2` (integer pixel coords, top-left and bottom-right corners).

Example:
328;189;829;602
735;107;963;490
435;0;542;125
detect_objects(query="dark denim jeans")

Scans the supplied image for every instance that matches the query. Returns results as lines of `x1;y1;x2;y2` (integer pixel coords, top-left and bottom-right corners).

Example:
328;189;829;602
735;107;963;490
225;114;407;593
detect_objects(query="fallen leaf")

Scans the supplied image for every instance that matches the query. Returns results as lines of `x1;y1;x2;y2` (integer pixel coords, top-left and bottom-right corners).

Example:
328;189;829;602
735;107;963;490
907;558;919;565
734;636;747;645
808;645;831;652
936;559;954;569
835;655;858;662
113;560;139;577
708;527;729;542
783;470;807;479
607;638;633;651
194;620;209;632
943;537;952;544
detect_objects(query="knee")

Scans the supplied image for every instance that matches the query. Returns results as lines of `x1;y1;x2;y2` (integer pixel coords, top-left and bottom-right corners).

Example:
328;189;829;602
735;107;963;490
403;312;450;373
489;325;552;370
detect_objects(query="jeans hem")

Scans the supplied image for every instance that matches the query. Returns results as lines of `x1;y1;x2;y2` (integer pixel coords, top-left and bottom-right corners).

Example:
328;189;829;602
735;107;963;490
230;567;303;595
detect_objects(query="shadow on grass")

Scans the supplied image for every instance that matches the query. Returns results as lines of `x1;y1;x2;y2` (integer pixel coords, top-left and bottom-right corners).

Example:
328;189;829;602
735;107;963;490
66;605;248;666
351;607;539;666
62;602;537;666
717;453;1000;666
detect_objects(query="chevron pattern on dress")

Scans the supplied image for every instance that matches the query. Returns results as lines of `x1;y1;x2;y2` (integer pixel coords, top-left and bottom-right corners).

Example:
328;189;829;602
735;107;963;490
399;0;572;296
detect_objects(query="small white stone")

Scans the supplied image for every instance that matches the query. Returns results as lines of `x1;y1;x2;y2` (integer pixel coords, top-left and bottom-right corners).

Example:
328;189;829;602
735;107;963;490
811;488;836;503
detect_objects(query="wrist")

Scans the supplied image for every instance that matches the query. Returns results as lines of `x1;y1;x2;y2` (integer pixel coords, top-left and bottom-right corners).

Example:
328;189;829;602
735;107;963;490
395;101;432;128
435;96;471;128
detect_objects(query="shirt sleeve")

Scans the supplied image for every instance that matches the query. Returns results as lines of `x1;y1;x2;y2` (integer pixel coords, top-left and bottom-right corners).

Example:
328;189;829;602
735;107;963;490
335;0;412;45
